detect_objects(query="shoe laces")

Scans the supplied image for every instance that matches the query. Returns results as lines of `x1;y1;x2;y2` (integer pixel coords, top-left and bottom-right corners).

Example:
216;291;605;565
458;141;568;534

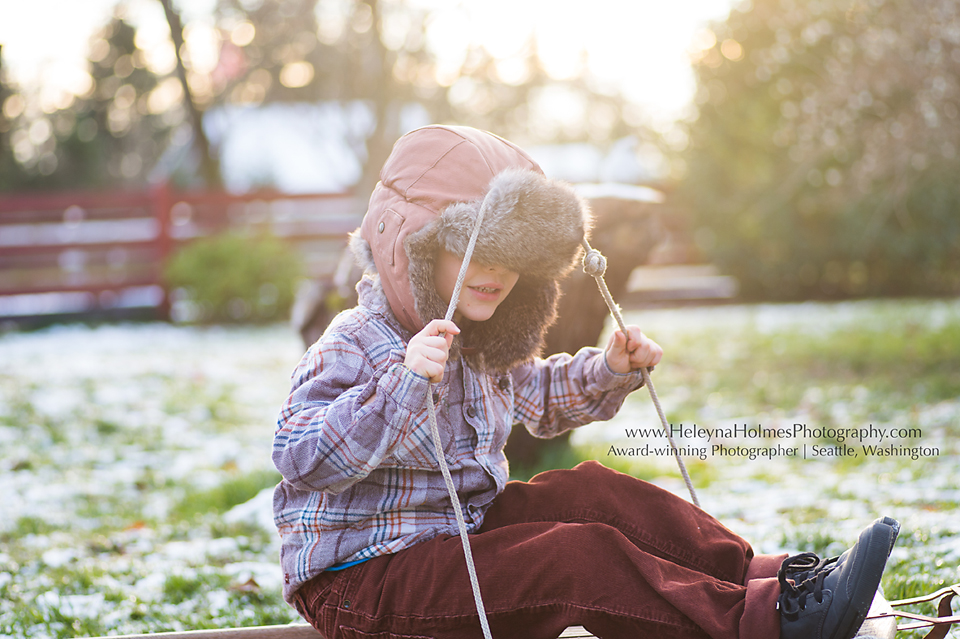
777;552;840;619
781;551;840;583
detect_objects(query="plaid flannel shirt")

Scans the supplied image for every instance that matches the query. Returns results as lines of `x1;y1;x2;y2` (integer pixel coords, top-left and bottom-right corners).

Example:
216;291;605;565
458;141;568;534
273;277;644;602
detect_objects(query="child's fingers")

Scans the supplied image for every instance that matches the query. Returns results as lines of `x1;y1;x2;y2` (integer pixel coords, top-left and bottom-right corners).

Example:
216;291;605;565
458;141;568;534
418;335;452;351
610;329;629;352
406;320;460;382
406;348;446;382
423;318;460;337
419;319;459;350
610;328;638;358
622;326;644;351
627;332;663;368
414;340;451;367
420;358;445;383
610;325;663;370
630;346;662;368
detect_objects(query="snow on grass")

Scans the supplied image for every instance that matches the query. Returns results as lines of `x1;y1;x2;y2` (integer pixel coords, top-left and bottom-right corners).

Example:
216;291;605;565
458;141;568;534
0;323;306;638
1;299;958;637
582;298;960;634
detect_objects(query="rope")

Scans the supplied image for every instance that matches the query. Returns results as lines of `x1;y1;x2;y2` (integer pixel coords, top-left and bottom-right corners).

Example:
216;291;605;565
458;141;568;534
427;205;494;639
581;239;701;508
424;221;703;639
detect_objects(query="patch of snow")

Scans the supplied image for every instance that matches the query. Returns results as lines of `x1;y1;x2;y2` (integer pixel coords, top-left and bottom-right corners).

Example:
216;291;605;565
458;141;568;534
224;561;285;593
40;548;77;569
36;592;107;619
224;487;277;534
207;589;231;614
131;571;167;603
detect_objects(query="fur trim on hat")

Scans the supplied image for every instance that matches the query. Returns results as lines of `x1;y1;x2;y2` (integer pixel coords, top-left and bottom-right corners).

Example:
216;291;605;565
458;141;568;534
433;168;588;279
351;167;590;373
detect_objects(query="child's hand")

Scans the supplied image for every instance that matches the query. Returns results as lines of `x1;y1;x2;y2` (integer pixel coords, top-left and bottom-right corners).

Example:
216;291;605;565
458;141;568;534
604;326;662;374
404;319;460;383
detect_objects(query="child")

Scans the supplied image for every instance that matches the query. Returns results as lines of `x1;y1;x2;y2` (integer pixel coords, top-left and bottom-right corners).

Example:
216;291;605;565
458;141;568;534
272;125;899;639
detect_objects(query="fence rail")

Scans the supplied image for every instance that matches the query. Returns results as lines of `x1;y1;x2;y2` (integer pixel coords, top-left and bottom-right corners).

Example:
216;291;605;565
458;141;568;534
0;184;359;322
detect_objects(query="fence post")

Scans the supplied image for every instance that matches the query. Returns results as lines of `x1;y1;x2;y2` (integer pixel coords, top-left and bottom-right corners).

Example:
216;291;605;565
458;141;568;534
153;181;173;321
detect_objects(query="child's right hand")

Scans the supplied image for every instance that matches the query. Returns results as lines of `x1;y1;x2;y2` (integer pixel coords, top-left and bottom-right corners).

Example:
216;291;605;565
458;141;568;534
404;319;460;383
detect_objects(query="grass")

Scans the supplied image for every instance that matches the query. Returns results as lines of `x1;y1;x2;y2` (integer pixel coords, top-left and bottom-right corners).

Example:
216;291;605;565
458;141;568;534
1;301;959;637
170;469;282;523
0;324;303;639
636;311;960;424
582;299;960;636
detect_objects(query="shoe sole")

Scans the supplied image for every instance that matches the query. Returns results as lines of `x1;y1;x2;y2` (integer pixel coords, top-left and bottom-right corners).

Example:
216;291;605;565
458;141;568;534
878;516;900;556
834;518;900;639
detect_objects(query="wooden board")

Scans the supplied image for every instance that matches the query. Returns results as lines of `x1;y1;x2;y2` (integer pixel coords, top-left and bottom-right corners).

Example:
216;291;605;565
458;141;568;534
84;592;898;639
90;624;324;639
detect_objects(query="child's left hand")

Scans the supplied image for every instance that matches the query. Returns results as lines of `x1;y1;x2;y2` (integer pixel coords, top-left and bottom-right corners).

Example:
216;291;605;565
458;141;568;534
604;326;662;374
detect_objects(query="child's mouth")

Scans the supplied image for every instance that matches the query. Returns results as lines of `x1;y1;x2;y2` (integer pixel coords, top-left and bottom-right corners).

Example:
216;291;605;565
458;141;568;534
468;285;502;300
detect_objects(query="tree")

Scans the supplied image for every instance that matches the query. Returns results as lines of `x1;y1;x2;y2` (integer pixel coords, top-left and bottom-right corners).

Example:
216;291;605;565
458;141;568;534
210;0;426;200
677;0;960;299
159;0;222;188
0;45;29;190
1;10;179;191
4;0;659;198
209;0;656;202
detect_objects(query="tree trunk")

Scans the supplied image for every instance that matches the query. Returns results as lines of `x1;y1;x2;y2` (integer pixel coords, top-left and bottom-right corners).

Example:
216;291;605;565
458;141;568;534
355;0;400;207
158;0;221;188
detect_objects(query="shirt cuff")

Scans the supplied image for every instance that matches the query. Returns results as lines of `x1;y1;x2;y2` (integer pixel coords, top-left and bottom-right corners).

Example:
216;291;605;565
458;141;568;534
376;351;431;413
599;353;646;391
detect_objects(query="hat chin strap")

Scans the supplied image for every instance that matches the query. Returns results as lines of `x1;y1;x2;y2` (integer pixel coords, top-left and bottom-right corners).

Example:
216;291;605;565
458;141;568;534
425;201;494;639
580;237;700;509
425;207;700;639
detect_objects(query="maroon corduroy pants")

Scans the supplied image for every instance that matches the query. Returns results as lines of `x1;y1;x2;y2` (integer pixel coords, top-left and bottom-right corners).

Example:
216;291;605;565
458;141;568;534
293;461;785;639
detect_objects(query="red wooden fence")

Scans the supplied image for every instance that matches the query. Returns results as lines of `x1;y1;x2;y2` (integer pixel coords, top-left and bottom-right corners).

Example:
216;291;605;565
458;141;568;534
0;184;360;322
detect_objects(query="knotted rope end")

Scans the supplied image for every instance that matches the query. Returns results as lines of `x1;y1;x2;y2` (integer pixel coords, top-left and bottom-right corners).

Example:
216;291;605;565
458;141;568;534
582;248;607;277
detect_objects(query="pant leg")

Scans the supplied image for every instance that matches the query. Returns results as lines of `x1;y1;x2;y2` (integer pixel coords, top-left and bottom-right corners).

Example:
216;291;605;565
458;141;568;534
481;460;752;584
479;460;783;639
294;461;783;639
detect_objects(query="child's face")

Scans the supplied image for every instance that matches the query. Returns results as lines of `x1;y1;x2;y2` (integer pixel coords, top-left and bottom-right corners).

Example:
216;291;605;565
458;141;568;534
434;249;520;323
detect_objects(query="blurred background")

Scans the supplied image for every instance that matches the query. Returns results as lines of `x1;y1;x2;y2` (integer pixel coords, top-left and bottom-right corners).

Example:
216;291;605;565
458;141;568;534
2;3;960;637
3;0;958;328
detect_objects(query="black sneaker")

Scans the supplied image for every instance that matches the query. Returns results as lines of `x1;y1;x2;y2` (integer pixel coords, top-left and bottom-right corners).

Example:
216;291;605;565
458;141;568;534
779;516;900;639
781;517;900;585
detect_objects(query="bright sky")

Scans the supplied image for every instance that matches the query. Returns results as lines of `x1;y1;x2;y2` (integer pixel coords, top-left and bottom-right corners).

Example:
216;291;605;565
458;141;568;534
0;0;736;130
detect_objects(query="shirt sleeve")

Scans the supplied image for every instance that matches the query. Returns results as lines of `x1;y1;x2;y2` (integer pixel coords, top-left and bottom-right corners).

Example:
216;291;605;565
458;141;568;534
511;346;645;438
272;330;433;494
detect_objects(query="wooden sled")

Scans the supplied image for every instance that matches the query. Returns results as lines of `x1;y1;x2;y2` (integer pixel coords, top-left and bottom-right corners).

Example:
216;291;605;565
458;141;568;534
85;585;960;639
863;584;960;639
563;586;960;639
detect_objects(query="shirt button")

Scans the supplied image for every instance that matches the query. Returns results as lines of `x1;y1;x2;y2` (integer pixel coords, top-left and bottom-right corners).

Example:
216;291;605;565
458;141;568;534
498;377;510;391
432;390;440;404
466;405;477;418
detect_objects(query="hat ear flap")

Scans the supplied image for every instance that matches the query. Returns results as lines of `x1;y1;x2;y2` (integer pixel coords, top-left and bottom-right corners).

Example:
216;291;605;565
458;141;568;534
404;221;451;323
